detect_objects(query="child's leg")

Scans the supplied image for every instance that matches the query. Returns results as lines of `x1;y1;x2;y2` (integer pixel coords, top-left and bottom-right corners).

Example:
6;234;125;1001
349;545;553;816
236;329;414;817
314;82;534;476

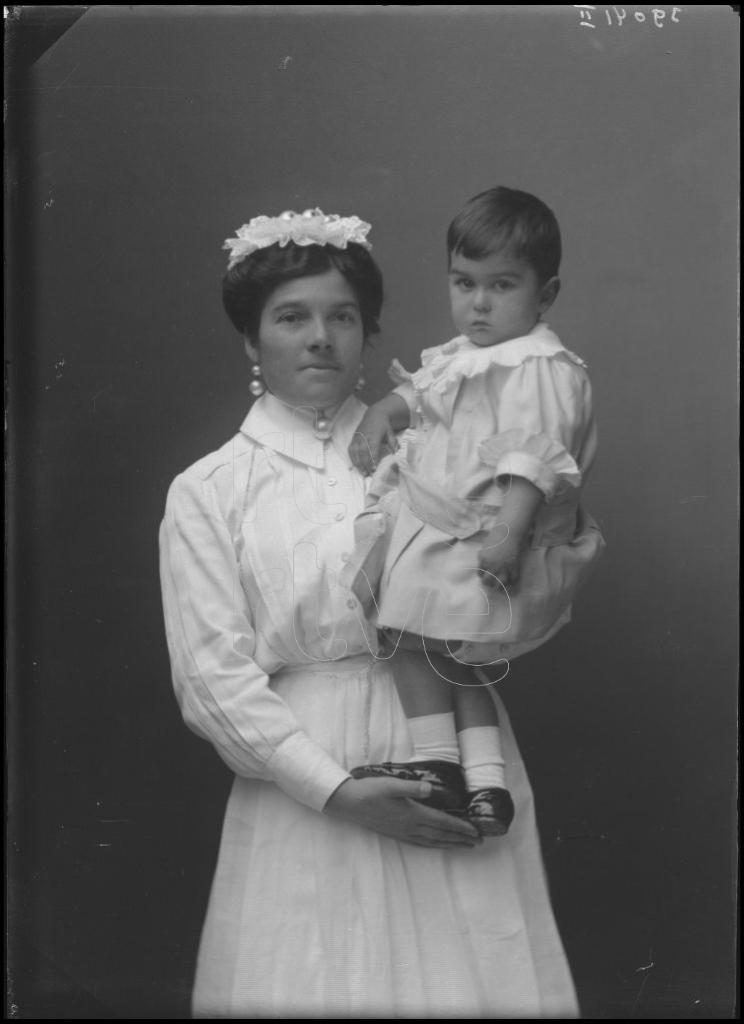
386;633;505;776
388;647;459;765
453;683;508;792
349;636;466;809
451;673;514;835
374;631;513;832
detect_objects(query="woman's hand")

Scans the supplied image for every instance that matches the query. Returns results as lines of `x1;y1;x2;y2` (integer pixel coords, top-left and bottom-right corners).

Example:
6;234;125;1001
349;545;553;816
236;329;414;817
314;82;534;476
324;777;482;849
477;531;527;590
348;407;399;476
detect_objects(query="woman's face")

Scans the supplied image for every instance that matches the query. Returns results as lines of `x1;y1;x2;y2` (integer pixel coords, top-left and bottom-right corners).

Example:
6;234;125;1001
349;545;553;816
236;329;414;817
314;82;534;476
245;269;365;412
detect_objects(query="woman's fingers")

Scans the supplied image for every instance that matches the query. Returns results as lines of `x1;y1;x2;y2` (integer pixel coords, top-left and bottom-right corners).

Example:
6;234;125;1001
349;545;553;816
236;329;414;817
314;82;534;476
329;776;484;848
412;803;481;840
371;781;481;846
380;778;433;802
397;795;482;847
407;825;483;848
379;780;479;832
408;837;480;849
419;822;482;843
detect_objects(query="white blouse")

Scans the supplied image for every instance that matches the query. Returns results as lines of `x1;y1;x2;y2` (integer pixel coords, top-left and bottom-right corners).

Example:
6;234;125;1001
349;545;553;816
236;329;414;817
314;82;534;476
159;392;378;813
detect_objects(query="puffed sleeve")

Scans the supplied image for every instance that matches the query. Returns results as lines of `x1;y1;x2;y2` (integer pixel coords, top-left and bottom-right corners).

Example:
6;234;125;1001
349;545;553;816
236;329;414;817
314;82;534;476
159;471;351;812
478;356;591;500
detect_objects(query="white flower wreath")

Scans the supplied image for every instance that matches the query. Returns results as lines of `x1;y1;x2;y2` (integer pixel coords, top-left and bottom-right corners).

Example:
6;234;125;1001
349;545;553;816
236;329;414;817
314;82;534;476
223;208;372;270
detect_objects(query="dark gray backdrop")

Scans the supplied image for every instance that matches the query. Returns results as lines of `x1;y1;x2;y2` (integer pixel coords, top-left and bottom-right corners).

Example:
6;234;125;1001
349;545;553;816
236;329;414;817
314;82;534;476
8;6;738;1019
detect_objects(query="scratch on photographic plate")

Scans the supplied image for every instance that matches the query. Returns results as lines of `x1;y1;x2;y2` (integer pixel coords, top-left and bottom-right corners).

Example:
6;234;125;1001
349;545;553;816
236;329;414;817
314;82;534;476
630;949;654;1017
54;62;80;93
91;386;111;413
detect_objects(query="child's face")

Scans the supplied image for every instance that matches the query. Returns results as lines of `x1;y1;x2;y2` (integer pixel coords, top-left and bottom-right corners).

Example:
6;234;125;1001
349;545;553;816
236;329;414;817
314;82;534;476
448;249;559;347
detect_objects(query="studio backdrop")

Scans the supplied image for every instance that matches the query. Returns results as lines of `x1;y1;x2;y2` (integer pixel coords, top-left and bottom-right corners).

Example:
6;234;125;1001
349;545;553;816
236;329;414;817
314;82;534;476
8;6;738;1019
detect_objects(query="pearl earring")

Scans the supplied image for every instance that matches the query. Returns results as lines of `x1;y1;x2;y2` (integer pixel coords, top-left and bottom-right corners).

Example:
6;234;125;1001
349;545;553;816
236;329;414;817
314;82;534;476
249;364;266;398
355;365;366;392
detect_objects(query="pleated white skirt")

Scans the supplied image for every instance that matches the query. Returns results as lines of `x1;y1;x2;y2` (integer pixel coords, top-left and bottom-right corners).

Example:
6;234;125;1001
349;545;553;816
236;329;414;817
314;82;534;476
193;655;578;1019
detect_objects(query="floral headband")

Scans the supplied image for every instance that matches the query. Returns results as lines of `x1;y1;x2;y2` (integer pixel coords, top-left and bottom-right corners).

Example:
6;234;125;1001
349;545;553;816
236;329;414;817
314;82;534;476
223;208;372;270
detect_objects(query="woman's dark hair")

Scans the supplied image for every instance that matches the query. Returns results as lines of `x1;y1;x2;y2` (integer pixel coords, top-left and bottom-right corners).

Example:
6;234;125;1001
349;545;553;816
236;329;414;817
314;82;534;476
223;242;383;341
447;186;561;284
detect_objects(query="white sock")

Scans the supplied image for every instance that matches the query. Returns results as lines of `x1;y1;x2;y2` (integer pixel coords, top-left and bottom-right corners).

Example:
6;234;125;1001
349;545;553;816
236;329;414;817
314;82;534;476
458;726;507;790
407;712;460;764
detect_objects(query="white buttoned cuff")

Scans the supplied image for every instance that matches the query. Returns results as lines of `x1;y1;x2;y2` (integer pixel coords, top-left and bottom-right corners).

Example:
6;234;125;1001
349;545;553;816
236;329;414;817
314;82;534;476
266;732;353;812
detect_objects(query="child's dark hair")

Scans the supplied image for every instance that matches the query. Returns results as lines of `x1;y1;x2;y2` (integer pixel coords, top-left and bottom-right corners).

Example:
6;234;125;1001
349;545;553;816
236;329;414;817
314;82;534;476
223;242;383;342
447;187;561;283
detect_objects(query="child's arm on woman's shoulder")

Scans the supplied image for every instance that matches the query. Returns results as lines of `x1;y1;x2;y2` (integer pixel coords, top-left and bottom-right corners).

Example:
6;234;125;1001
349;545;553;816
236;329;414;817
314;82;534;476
477;476;543;589
349;392;411;476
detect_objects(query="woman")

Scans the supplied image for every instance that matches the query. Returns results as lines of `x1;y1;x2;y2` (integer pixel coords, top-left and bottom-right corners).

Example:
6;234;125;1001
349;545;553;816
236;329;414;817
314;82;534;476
159;208;578;1018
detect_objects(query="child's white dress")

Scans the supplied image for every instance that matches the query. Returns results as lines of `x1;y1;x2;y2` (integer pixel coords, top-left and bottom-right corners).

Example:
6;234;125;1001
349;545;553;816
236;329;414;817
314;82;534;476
346;321;605;664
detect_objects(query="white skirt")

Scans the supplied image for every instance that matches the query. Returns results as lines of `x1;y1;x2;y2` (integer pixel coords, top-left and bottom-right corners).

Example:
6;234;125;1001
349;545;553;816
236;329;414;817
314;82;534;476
192;655;578;1019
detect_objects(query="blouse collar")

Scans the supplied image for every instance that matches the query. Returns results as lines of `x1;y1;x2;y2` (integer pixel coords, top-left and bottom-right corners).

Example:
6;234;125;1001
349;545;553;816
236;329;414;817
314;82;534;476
239;391;366;469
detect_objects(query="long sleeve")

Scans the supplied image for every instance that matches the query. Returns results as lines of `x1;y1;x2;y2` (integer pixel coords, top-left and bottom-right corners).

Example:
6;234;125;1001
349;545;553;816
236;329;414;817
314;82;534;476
478;356;593;500
159;471;351;812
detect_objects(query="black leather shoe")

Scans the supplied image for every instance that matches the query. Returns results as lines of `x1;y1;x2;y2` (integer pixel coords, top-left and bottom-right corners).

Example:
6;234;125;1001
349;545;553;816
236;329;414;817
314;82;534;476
350;760;467;811
465;788;515;837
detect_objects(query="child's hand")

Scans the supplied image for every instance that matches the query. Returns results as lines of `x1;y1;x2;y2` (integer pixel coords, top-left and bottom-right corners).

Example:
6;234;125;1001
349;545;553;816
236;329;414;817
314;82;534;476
349;407;399;476
477;532;527;590
477;476;542;590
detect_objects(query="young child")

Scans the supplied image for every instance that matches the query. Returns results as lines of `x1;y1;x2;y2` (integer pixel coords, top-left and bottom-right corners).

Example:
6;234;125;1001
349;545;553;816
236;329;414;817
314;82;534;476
344;187;605;836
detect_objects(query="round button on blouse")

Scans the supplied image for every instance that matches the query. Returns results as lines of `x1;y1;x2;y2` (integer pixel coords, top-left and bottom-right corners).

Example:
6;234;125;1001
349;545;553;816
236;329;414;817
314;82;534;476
327;477;337;487
334;512;344;522
346;598;357;609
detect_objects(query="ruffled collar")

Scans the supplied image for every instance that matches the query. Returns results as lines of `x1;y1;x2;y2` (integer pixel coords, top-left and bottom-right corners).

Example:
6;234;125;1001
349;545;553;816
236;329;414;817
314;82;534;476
390;322;586;395
239;391;366;469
